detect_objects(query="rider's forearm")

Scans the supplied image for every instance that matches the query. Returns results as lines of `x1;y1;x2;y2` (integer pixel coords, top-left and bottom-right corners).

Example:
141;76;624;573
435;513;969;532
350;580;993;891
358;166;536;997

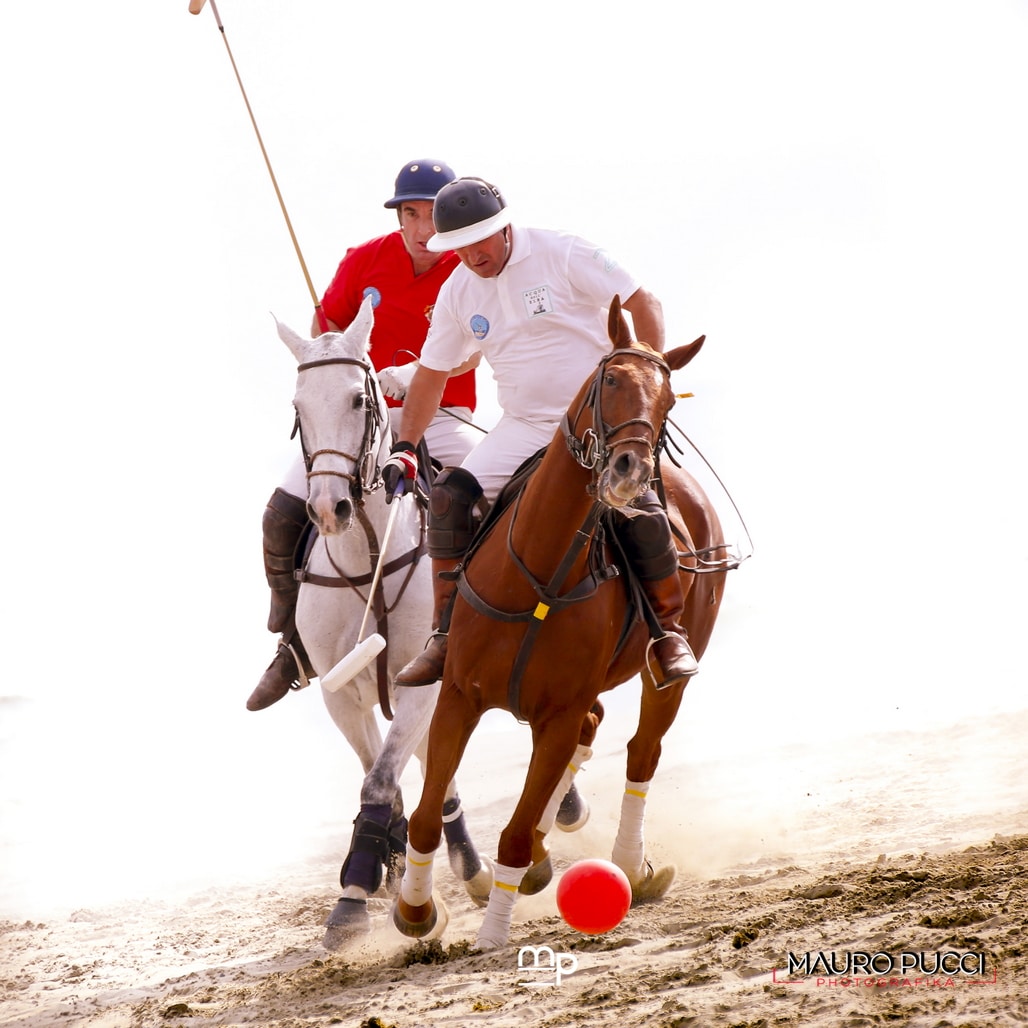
397;366;450;446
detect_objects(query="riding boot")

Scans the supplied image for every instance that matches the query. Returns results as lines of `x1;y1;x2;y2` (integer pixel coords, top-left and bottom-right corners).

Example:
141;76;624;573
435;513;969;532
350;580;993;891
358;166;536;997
639;571;699;688
616;491;698;689
262;488;309;633
247;628;315;711
246;489;311;712
393;558;460;686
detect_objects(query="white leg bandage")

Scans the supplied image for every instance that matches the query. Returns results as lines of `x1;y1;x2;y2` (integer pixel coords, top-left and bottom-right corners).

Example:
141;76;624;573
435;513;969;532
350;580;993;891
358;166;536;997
400;844;436;907
475;862;528;950
611;779;650;879
537;745;593;834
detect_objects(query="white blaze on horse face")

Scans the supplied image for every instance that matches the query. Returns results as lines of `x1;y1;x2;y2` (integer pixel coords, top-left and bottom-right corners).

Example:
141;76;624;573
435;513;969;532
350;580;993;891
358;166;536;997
298;366;368;536
594;361;664;507
280;301;380;538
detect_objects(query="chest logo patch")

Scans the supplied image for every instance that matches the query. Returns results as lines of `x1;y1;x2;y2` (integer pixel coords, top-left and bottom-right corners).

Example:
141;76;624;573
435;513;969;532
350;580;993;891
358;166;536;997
523;285;554;317
470;314;490;340
362;285;382;308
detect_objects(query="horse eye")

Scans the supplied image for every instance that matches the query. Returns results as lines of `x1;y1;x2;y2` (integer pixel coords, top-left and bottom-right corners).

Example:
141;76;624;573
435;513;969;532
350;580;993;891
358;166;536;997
351;394;365;410
604;373;617;387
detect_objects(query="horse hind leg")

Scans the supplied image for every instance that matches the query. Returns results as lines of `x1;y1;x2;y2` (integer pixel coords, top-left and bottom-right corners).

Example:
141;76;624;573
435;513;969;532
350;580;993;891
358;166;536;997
554;701;603;833
442;794;492;907
610;778;676;902
611;687;686;903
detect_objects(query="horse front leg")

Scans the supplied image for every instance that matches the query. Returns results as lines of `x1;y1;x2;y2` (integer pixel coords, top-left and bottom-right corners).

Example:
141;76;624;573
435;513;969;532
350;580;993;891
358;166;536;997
520;703;604;896
613;680;687;902
406;710;493;907
323;682;441;950
393;682;481;940
476;716;583;951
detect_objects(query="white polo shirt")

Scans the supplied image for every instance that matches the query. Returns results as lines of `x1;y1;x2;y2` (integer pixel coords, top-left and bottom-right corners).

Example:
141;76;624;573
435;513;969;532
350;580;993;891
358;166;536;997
420;226;640;425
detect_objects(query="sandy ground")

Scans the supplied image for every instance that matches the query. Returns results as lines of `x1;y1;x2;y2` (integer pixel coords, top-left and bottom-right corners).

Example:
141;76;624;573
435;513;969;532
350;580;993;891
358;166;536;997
2;705;1026;1028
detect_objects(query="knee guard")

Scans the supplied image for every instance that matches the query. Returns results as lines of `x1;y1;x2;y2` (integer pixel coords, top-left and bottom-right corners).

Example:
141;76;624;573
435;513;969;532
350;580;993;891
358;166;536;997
615;490;678;581
427;467;486;559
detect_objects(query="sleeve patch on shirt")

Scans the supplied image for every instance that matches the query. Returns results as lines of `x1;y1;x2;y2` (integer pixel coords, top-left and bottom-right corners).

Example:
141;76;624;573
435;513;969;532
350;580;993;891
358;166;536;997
523;285;554;318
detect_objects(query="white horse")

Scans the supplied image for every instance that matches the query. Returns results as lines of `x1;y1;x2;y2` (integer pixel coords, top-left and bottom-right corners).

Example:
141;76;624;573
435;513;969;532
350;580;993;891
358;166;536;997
277;297;492;949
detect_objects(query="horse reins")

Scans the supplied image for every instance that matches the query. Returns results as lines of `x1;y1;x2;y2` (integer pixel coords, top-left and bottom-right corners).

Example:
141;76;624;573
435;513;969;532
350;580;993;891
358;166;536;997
291;354;427;719
460;347;676;721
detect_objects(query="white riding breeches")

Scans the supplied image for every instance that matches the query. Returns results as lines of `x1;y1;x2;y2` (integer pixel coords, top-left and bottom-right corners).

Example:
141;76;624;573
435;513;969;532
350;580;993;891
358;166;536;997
458;413;557;506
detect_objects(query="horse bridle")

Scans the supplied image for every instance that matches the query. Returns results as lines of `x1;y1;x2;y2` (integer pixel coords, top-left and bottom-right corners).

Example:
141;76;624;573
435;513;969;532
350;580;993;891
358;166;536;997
289;353;427;722
561;348;673;480
291;355;387;504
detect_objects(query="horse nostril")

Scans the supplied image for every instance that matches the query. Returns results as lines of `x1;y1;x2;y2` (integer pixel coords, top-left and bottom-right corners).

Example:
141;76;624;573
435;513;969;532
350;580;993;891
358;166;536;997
335;498;353;522
613;452;633;477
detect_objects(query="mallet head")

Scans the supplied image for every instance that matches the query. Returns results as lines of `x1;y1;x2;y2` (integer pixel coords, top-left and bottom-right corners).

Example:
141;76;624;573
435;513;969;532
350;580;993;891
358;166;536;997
188;0;207;14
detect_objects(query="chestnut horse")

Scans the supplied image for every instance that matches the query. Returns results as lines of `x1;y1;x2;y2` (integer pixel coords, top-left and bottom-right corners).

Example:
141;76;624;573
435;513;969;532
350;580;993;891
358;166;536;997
393;298;730;949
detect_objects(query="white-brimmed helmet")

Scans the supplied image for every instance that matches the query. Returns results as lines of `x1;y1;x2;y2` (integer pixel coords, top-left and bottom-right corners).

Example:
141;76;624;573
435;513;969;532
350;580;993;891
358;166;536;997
427;177;511;251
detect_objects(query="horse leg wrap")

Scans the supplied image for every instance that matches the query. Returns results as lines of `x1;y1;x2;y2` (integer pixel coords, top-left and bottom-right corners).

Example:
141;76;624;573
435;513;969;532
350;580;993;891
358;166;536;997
339;803;393;894
537;745;593;835
386;815;408;892
400;844;437;907
442;796;481;881
476;862;529;951
611;780;650;881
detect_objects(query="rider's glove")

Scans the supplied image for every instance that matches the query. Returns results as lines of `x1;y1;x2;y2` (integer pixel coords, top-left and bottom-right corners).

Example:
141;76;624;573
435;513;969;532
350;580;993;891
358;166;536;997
382;440;418;501
378;361;418;401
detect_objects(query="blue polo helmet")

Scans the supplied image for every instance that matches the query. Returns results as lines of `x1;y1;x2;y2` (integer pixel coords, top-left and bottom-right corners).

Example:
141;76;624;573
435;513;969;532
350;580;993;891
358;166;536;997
383;160;457;209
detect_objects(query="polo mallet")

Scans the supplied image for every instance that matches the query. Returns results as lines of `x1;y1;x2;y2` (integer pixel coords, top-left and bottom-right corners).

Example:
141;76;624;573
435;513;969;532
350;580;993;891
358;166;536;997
320;483;406;693
188;0;329;332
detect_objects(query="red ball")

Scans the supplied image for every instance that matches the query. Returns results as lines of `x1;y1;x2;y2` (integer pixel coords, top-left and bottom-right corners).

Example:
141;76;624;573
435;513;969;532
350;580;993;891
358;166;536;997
556;859;632;935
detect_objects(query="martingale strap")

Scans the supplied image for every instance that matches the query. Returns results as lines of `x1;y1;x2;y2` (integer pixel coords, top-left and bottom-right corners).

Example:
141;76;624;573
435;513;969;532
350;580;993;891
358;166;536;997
455;494;619;722
295;503;427;720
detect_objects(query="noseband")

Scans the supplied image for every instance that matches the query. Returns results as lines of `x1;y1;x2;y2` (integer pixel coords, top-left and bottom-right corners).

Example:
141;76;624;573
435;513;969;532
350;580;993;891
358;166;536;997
561;348;672;478
292;355;386;504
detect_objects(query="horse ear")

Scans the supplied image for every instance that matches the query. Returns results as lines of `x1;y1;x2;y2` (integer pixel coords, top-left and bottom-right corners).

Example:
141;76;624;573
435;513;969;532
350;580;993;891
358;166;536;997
275;318;311;363
607;294;633;350
664;335;706;371
350;294;375;354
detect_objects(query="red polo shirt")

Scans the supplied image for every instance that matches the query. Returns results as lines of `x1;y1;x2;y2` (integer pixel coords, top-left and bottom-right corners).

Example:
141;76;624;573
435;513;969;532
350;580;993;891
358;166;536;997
320;232;475;410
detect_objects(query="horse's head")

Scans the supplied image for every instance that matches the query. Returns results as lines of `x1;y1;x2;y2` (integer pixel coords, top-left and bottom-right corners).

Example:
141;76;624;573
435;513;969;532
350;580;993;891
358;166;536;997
564;295;705;509
277;296;388;535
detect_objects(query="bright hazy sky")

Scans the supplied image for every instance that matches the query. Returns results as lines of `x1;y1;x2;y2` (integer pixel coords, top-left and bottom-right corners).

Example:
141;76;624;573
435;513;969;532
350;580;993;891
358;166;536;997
1;0;1025;912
